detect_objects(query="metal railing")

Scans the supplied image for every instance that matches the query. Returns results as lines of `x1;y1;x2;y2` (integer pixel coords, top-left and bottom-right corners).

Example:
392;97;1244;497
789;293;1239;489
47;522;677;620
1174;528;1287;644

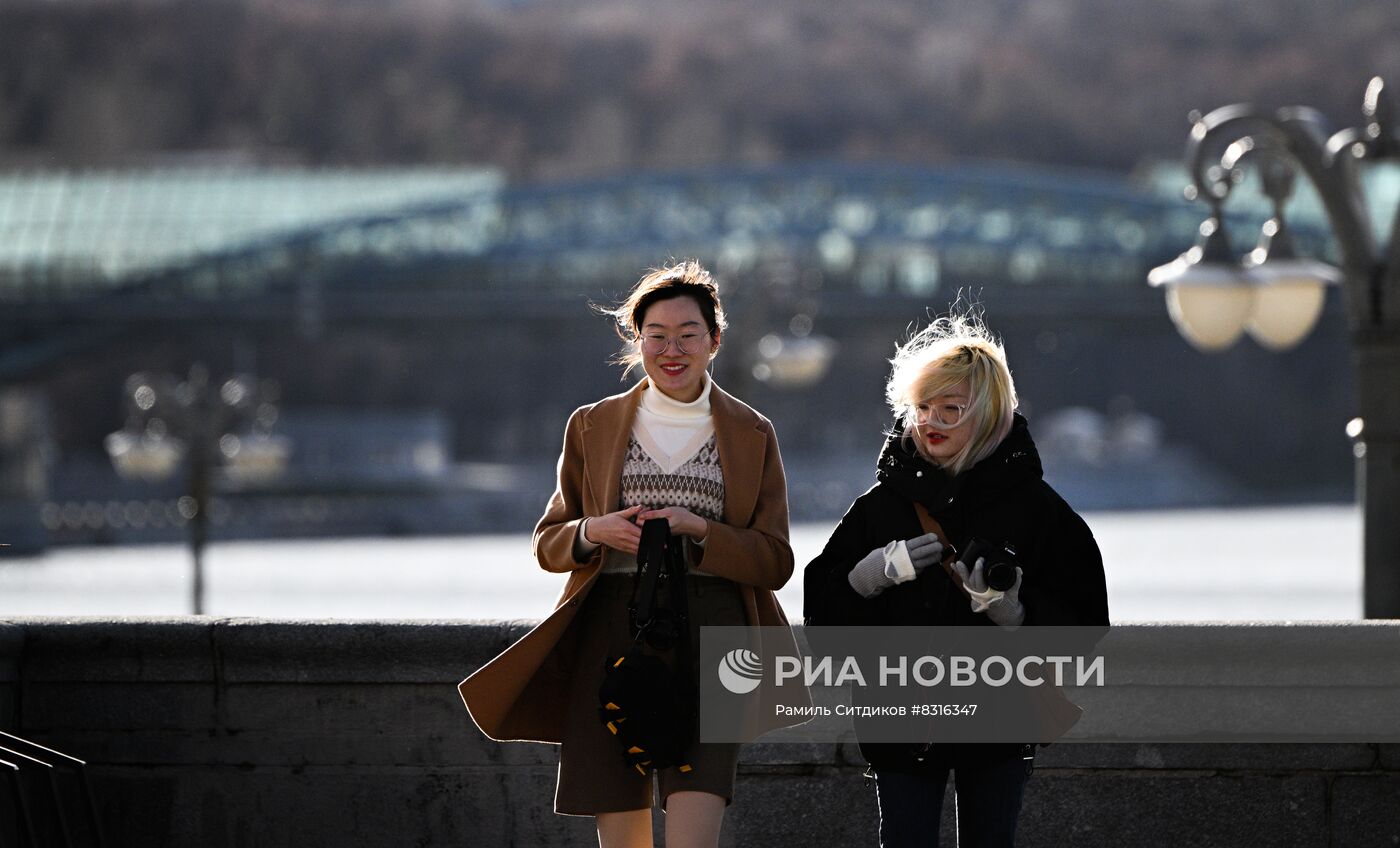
0;732;104;848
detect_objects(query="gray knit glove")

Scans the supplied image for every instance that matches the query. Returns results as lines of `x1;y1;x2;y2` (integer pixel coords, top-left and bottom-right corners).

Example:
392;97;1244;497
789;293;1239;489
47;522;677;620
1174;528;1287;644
952;558;1026;628
847;533;944;598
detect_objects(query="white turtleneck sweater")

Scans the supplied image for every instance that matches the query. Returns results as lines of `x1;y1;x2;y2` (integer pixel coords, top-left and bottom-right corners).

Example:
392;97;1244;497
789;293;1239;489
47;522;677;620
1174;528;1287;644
632;373;716;472
576;374;722;565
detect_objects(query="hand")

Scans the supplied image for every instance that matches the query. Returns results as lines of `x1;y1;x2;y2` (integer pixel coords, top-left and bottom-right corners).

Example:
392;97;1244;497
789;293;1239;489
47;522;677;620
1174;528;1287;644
582;505;645;555
952;558;1025;627
636;506;710;541
903;532;945;572
846;533;944;599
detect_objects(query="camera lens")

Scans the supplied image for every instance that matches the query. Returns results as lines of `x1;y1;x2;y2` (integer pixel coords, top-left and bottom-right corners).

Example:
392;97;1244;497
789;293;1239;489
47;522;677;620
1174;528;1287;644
985;561;1017;592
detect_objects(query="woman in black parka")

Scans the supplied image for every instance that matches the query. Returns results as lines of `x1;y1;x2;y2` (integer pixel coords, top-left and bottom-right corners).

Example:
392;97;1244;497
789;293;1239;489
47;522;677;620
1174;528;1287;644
804;314;1109;848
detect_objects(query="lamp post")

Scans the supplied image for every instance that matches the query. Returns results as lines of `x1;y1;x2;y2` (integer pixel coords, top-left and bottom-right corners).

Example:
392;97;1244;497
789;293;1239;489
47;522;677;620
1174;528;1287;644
1148;77;1400;618
104;364;289;614
716;260;838;393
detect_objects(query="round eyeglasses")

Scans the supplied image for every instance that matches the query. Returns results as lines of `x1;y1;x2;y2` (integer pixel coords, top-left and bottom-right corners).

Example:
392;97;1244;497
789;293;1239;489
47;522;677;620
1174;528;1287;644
915;401;969;429
640;332;709;356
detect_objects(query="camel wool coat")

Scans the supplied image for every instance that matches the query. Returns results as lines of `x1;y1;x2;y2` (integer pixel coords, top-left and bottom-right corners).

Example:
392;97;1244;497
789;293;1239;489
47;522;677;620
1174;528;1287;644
459;378;806;743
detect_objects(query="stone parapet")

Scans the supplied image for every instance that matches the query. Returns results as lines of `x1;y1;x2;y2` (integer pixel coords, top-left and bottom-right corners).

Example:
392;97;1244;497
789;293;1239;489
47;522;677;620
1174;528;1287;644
1;619;1396;847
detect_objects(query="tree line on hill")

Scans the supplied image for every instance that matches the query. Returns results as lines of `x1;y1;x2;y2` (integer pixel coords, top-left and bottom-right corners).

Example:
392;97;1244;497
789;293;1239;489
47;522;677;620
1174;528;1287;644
1;0;1396;179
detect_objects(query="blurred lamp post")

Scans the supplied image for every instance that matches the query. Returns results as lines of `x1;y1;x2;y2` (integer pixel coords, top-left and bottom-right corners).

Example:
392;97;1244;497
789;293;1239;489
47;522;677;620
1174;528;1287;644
105;365;289;614
751;332;837;389
1148;77;1400;617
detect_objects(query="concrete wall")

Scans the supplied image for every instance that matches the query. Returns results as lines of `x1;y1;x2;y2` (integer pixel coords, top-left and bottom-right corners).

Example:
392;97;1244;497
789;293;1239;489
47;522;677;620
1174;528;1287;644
1;618;1397;847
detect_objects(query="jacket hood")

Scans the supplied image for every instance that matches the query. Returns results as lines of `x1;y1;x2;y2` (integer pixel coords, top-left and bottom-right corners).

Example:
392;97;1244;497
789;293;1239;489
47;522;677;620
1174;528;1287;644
875;413;1044;510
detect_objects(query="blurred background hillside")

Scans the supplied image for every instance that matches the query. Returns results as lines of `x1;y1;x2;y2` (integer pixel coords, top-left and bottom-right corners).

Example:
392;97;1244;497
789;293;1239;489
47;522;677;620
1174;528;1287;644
3;0;1398;175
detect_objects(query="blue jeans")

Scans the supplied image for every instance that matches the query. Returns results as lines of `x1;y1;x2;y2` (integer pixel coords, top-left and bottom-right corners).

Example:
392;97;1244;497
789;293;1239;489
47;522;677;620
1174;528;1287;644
875;752;1032;848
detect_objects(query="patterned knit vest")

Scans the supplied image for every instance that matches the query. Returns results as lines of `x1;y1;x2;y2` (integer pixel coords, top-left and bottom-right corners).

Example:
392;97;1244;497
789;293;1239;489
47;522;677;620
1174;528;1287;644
601;433;724;573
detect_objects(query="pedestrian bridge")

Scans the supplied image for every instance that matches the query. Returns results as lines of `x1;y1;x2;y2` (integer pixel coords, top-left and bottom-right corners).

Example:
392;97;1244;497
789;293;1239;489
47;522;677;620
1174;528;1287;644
1;161;1267;315
4;160;1337;379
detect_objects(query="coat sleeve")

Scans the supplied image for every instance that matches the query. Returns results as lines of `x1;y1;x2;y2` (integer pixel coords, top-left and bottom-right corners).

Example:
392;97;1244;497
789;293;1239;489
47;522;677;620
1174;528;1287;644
692;421;794;591
802;493;887;626
1020;505;1110;626
531;407;604;573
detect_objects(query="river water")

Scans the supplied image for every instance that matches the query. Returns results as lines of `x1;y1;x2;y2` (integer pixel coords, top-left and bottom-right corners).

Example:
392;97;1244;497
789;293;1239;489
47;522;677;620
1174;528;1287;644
0;505;1360;622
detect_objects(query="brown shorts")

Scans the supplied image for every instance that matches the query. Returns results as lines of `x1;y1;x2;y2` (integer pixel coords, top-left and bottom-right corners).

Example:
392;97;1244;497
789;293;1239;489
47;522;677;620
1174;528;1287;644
555;573;745;816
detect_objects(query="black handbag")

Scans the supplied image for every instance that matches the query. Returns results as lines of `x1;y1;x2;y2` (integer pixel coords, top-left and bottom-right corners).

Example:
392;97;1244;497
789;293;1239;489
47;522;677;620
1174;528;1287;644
597;517;698;776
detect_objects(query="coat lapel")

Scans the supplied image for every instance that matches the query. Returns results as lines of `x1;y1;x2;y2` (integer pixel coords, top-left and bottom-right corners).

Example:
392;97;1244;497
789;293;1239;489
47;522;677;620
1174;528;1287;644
711;382;765;528
581;380;645;514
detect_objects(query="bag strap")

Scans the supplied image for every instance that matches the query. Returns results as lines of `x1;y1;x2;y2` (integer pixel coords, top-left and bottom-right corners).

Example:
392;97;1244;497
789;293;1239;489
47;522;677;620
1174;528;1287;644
629;518;694;683
666;532;694;694
911;501;969;598
630;518;671;638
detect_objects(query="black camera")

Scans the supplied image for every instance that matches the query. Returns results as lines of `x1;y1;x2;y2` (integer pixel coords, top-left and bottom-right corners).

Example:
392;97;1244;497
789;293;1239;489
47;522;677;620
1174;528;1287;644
958;538;1020;592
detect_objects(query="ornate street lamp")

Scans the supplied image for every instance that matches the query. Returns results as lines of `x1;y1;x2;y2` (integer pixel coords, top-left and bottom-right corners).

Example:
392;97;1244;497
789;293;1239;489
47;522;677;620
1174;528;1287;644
105;364;289;614
1148;77;1400;617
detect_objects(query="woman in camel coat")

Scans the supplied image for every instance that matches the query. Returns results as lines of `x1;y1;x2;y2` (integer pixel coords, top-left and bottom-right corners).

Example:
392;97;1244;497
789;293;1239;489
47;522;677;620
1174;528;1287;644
459;260;801;848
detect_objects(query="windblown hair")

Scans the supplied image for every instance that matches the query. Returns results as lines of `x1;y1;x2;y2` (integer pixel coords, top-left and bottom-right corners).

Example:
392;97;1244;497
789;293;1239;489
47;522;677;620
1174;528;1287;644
598;259;726;375
885;313;1018;476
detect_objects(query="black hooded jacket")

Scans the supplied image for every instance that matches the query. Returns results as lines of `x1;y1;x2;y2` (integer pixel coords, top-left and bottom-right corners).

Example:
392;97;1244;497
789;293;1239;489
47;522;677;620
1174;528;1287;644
802;415;1109;772
803;413;1109;628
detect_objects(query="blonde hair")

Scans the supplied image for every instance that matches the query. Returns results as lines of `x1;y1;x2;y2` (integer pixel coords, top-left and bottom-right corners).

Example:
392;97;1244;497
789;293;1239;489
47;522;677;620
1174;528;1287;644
598;259;726;375
885;313;1017;476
